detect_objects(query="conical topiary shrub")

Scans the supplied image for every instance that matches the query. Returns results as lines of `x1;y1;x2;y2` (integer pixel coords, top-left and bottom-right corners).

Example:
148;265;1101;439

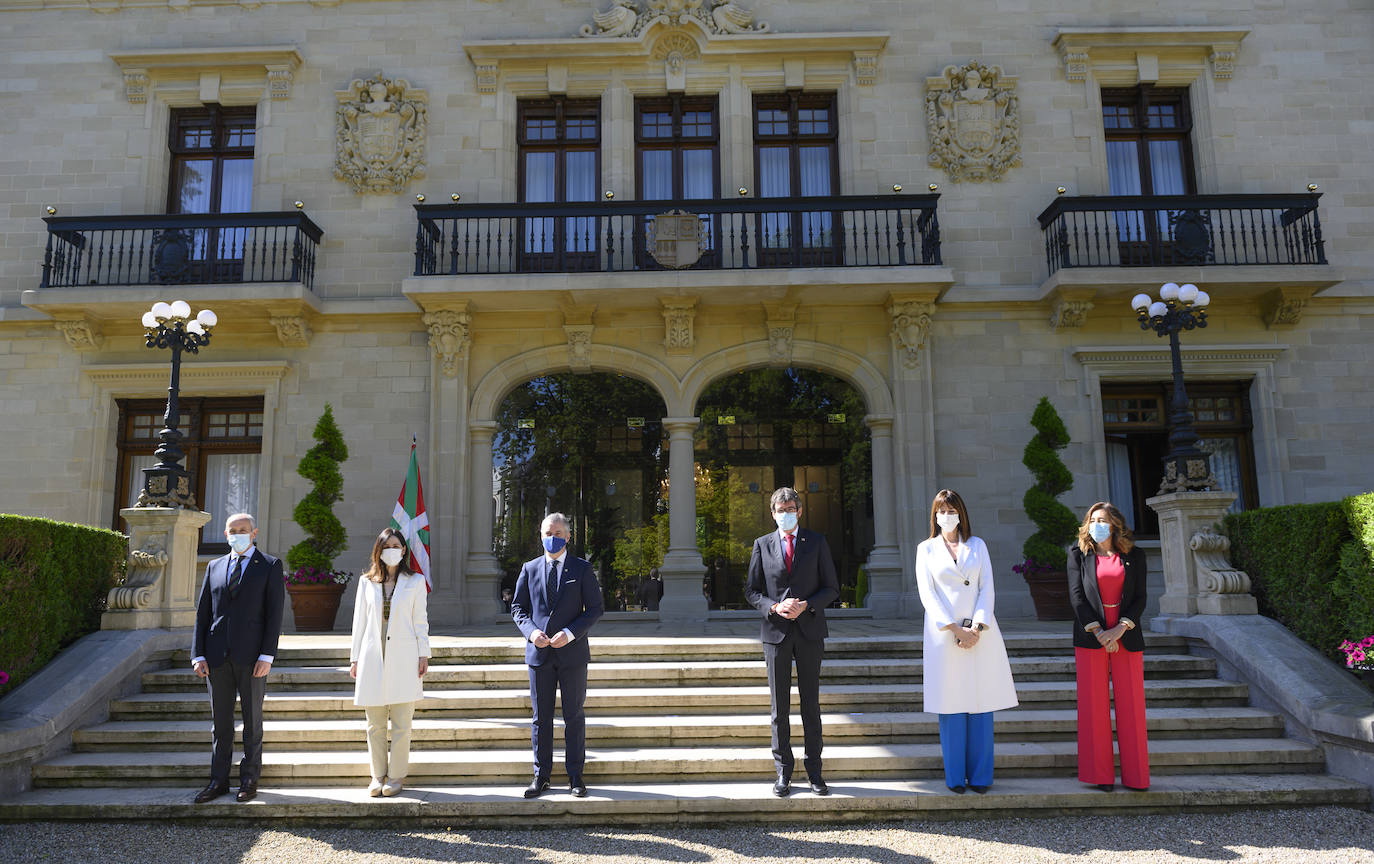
1021;396;1079;572
287;404;350;574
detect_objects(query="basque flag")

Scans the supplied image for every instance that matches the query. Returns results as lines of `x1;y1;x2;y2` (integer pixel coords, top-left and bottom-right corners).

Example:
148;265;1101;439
390;437;431;591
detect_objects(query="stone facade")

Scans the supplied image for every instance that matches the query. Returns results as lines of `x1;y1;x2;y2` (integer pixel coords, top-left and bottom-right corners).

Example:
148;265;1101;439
0;0;1371;625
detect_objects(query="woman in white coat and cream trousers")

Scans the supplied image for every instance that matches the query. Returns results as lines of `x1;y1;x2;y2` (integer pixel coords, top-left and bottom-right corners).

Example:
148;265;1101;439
350;526;430;797
916;489;1018;793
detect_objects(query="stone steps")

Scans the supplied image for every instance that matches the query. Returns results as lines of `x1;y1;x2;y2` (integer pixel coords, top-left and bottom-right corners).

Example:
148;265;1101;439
30;737;1326;787
107;678;1251;720
5;775;1366;825
138;654;1218;692
70;706;1286;751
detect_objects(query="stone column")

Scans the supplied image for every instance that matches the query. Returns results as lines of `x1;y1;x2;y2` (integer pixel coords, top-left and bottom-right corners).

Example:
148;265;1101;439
659;416;708;620
421;301;472;624
1148;489;1257;618
863;415;904;614
103;507;213;630
465;420;504;622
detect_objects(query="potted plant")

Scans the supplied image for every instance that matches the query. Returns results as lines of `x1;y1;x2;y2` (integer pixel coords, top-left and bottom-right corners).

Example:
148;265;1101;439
1018;396;1079;620
285;404;351;631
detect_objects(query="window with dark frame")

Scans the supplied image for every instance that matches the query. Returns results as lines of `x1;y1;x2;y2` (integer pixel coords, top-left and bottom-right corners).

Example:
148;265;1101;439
517;97;601;272
167;105;256;280
1102;86;1196;263
1102;381;1257;536
752;92;841;266
635;95;721;268
115;396;264;553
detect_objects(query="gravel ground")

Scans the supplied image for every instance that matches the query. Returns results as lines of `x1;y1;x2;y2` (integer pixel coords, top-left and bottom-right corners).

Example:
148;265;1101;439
3;807;1374;864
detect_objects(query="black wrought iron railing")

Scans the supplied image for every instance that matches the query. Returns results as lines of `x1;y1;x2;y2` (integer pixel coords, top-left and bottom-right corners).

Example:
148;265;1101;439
413;194;941;276
40;211;324;290
1037;193;1326;275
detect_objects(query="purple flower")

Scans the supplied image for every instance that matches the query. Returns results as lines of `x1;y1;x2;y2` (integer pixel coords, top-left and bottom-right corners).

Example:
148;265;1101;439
0;670;9;686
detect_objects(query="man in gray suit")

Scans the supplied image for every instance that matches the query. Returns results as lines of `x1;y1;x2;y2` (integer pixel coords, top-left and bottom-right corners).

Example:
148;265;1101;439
191;512;285;803
745;487;840;797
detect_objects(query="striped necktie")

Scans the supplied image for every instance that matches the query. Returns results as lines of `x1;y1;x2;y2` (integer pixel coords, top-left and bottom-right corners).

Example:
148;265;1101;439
229;555;244;598
545;559;560;608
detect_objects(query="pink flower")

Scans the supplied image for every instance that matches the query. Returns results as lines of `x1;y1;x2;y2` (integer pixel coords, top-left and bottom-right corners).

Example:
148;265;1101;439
1352;649;1367;664
1361;636;1374;648
0;670;9;686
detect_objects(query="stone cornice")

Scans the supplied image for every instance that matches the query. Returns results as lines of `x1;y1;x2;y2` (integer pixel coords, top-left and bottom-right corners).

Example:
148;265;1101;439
109;45;302;103
1073;344;1285;368
1053;26;1249;85
82;360;290;390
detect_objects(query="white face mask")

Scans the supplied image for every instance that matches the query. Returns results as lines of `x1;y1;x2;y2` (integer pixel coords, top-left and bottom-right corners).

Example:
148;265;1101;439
227;533;253;554
773;510;799;532
1088;522;1112;544
380;548;405;567
936;513;961;534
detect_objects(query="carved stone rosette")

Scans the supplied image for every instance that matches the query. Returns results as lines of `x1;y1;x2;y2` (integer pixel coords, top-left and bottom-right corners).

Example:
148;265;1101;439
423;308;472;377
926;60;1021;182
334;77;428;194
661;299;697;356
888;299;935;369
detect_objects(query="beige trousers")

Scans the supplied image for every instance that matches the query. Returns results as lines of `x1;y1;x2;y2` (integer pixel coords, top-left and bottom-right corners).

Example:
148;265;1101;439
364;702;416;781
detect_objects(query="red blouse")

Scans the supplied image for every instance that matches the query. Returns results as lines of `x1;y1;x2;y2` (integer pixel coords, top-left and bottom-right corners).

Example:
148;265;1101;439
1095;553;1125;628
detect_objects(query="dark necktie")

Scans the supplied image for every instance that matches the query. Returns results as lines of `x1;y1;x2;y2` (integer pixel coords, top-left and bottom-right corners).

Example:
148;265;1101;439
785;533;795;572
545;559;560;608
229;555;244;598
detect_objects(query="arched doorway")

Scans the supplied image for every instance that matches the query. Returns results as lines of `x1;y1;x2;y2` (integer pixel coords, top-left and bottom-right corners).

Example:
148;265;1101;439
694;368;873;608
492;373;668;612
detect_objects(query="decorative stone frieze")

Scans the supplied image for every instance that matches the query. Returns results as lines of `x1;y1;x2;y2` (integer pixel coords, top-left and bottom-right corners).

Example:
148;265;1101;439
334;76;428;195
54;318;102;351
763;301;796;367
888;298;935;370
1049;296;1094;331
423;307;472;377
269;315;312;347
581;0;767;37
661;299;697;356
564;324;595;373
926;60;1020;183
1262;287;1312;329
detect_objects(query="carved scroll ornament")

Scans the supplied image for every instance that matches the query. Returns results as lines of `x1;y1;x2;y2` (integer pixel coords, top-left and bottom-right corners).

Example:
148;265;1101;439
580;0;768;37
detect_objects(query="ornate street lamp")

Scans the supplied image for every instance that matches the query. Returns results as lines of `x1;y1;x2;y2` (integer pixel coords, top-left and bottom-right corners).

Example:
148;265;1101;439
136;300;217;508
1131;283;1217;494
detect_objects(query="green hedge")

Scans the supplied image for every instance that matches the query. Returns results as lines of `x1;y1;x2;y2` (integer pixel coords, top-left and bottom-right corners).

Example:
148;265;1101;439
0;515;127;696
1223;492;1374;660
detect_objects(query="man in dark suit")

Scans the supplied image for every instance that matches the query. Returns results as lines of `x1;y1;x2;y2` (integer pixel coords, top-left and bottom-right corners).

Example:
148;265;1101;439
511;512;604;798
745;486;840;797
190;512;285;803
637;568;664;611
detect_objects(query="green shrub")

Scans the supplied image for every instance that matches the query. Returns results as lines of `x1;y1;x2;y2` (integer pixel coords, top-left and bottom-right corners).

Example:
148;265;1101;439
1021;397;1079;572
287;404;349;573
1223;493;1374;660
0;515;126;696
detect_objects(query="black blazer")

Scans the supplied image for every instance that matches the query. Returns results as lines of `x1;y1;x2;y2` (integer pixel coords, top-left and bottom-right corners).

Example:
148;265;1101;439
511;554;604;667
1068;545;1147;652
745;528;840;644
192;547;286;667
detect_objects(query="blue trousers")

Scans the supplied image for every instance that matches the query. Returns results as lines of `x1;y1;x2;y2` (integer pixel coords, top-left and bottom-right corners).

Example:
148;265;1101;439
937;711;994;789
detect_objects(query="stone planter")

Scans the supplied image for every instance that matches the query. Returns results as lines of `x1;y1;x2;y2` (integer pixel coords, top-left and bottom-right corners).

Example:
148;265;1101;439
286;582;346;631
1023;569;1074;621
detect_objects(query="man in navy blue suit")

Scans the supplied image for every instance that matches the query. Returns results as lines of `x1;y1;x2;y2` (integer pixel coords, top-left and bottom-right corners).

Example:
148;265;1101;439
190;512;285;803
511;512;604;798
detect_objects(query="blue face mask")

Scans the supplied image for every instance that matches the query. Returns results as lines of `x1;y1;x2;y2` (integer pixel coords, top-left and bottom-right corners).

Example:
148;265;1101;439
773;510;799;532
227;533;253;554
542;535;567;555
1088;522;1112;544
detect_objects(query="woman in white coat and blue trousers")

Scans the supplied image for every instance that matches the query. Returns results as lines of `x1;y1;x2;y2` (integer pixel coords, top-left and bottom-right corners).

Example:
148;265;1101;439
916;489;1019;793
350;527;430;797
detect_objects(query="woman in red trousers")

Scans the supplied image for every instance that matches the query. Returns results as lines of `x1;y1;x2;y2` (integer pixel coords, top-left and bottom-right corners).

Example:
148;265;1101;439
1068;501;1149;792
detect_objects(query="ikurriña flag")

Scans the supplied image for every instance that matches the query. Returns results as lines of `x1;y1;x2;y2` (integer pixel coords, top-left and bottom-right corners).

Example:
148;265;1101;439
390;437;431;591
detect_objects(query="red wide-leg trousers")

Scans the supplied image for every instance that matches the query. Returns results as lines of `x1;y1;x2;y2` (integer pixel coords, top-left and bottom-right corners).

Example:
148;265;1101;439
1074;646;1149;789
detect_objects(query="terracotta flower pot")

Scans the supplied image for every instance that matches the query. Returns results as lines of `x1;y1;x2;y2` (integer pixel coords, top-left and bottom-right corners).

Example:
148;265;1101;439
286;582;346;631
1022;569;1074;621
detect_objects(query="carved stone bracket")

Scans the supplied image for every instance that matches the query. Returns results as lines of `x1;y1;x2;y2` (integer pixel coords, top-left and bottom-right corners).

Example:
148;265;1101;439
1209;50;1237;79
109;46;302;105
334;76;428;194
108;542;169;611
564;324;595;373
661;298;697;356
476;64;499;94
1048;289;1096;331
1190;527;1253;596
888;297;936;370
1052;28;1249;86
1262;287;1313;329
926;60;1020;183
853;52;879;86
266;65;294;100
54;317;102;351
422;306;472;377
269;315;312;347
123;69;150;103
1060;49;1090;82
762;301;797;367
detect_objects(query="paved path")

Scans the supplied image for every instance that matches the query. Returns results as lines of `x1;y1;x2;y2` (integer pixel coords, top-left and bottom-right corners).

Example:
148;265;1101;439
3;807;1373;863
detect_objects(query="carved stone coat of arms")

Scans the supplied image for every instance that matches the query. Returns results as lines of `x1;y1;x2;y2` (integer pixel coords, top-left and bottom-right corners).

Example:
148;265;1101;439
335;77;428;194
648;210;707;269
926;61;1020;182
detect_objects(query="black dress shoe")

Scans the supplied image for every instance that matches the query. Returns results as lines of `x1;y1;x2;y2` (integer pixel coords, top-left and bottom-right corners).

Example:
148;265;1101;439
569;779;588;798
236;779;258;802
948;785;967;794
808;778;830;796
970;785;989;794
1097;783;1116;792
524;777;550;799
772;774;791;797
193;781;229;804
